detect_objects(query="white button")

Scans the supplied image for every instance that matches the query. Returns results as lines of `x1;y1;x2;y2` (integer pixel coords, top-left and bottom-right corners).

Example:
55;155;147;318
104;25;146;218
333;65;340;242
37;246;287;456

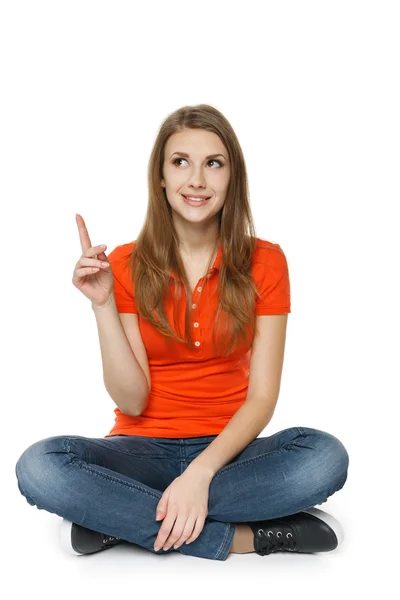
197;286;202;292
206;274;211;278
193;322;199;328
192;303;196;309
195;341;200;347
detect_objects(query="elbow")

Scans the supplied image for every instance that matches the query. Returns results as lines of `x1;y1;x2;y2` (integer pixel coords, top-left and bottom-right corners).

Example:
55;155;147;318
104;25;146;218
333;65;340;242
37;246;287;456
127;406;144;417
129;407;147;418
122;402;146;418
128;388;150;417
106;381;149;417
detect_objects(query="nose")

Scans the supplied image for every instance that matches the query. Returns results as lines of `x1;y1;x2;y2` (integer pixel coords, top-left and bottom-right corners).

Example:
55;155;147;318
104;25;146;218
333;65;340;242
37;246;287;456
188;167;207;189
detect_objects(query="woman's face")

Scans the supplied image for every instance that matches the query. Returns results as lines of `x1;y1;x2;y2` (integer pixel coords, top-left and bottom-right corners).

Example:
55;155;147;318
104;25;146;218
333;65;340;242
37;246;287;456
162;129;230;225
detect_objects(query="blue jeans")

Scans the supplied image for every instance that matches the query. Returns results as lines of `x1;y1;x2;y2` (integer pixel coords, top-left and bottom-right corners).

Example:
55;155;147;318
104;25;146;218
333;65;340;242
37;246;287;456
15;426;349;561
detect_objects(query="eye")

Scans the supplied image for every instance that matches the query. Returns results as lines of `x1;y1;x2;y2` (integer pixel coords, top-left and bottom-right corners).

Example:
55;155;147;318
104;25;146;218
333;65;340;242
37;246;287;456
172;157;223;168
208;159;223;168
173;157;188;167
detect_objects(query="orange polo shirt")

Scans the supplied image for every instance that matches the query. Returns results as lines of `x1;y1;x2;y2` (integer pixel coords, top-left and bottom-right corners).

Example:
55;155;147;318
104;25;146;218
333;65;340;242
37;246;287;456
103;238;291;439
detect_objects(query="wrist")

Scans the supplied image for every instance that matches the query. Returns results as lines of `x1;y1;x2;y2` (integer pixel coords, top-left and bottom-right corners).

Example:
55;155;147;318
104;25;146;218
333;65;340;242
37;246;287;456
184;462;214;482
91;294;116;313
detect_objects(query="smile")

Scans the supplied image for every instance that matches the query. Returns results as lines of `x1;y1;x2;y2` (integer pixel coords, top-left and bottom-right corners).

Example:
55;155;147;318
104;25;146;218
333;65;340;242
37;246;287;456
182;195;211;206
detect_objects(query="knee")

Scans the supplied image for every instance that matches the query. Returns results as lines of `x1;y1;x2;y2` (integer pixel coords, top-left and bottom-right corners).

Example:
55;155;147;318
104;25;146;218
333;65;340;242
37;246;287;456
15;435;68;501
16;438;46;488
296;427;350;490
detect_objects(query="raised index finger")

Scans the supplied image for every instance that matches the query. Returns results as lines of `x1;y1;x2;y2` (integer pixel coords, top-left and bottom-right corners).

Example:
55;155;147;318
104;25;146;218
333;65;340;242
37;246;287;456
76;213;92;255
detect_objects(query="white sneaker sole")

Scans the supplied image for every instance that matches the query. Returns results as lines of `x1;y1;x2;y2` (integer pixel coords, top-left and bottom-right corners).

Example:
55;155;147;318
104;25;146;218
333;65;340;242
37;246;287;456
302;507;345;547
59;518;84;556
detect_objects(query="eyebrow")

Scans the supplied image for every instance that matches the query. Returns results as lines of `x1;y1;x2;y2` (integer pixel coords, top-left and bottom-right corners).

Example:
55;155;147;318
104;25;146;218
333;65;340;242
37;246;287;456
170;152;226;160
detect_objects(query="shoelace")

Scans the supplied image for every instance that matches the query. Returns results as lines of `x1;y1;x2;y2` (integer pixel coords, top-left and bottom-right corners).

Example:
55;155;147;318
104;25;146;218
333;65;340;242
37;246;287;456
255;527;296;555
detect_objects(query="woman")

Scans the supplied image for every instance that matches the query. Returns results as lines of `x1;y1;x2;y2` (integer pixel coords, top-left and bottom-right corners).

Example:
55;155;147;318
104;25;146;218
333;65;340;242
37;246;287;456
15;104;349;561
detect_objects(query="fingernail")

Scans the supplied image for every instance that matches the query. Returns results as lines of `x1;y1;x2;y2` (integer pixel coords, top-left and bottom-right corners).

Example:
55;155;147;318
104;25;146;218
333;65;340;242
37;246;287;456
154;545;159;552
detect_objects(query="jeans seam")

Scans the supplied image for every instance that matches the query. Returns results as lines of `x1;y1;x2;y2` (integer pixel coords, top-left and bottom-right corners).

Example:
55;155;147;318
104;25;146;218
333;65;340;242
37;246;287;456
63;437;162;502
213;522;233;560
212;443;301;480
63;435;171;460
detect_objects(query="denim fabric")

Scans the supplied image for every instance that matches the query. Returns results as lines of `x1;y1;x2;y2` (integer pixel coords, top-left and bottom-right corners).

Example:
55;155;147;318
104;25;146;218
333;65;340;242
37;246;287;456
15;426;349;561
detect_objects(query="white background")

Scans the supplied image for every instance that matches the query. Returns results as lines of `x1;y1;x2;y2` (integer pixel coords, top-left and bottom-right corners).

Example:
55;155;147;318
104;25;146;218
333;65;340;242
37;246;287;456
2;0;398;596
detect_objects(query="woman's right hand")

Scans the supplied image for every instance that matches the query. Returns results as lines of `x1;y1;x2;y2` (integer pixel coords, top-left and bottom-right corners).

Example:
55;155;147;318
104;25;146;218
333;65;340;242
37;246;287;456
72;214;114;308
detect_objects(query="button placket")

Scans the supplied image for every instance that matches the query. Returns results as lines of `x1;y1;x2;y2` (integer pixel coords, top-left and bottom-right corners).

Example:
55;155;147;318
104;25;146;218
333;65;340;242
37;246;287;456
190;243;218;351
192;285;202;348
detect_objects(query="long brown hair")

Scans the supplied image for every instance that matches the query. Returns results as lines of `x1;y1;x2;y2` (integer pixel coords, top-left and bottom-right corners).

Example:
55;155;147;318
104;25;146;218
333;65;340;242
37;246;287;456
129;103;266;357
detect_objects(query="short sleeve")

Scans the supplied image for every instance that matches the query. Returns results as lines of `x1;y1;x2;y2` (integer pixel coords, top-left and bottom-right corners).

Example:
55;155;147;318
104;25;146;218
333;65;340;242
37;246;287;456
255;244;291;315
108;245;138;314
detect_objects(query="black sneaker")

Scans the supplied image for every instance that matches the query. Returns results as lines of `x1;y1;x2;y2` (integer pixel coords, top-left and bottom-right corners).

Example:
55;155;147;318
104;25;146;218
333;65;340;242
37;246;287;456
248;507;344;556
60;519;126;556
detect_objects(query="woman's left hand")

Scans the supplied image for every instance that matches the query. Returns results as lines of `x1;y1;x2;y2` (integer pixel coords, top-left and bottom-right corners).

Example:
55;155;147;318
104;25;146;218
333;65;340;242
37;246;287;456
154;469;212;551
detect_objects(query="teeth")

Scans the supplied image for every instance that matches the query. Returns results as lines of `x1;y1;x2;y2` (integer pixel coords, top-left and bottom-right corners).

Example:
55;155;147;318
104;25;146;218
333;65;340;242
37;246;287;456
185;196;209;202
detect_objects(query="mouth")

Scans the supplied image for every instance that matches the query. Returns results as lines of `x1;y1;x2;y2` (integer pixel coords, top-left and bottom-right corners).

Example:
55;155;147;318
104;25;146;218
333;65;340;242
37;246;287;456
182;194;211;206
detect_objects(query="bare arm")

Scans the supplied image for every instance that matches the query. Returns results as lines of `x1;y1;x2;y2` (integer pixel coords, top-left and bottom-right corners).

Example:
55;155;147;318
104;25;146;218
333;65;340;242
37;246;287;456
92;295;149;416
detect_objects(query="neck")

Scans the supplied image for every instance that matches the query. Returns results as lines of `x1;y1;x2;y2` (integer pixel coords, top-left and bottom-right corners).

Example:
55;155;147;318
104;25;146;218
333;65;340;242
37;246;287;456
179;238;220;262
